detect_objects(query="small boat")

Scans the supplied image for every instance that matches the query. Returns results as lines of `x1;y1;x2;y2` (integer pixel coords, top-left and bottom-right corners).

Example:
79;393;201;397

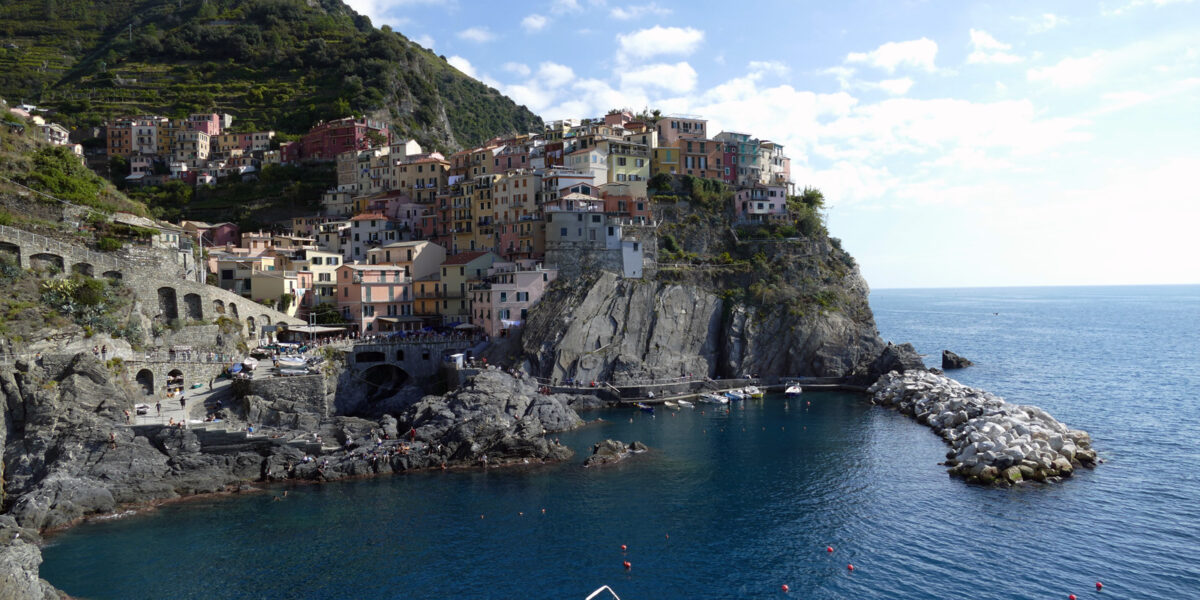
277;356;307;368
784;384;803;397
724;389;746;401
677;399;694;408
663;401;679;409
279;368;309;376
697;393;727;405
635;402;654;414
744;386;764;399
241;357;258;372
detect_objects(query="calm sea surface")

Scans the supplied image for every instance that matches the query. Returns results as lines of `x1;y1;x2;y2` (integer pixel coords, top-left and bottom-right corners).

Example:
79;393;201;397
41;285;1200;599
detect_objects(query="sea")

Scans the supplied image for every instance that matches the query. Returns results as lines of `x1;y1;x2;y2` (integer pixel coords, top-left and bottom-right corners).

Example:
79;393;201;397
39;285;1200;599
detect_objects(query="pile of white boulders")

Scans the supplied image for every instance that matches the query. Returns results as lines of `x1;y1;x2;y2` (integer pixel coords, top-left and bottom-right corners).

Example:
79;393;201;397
867;370;1098;485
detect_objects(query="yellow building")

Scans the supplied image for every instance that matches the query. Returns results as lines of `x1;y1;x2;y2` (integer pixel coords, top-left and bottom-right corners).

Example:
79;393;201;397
652;147;680;177
292;249;344;306
470;174;500;253
439;251;498;322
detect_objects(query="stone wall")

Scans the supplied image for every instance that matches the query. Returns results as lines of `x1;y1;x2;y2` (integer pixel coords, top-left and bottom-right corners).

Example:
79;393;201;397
233;374;329;417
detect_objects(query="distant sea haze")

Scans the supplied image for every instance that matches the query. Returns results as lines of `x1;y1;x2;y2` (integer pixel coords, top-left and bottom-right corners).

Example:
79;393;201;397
42;285;1200;599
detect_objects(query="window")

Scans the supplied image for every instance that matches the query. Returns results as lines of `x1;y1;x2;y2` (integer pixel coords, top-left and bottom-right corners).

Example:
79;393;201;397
636;202;644;211
635;158;645;167
559;227;568;237
221;270;234;279
617;157;627;166
343;287;348;298
500;292;507;302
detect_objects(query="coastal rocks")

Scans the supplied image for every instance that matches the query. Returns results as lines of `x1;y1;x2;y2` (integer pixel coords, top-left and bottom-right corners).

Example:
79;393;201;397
0;516;63;600
521;271;886;384
867;370;1097;485
399;370;580;466
941;350;974;369
582;439;647;467
868;342;926;376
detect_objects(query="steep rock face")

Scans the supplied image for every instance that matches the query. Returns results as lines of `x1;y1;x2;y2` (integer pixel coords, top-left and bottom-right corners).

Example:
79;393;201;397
0;517;62;600
522;272;886;383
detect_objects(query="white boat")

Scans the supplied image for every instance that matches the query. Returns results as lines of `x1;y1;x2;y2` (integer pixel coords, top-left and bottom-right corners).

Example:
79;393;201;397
785;384;803;397
744;385;764;399
677;399;694;408
663;401;680;409
277;356;307;368
724;389;746;401
241;357;258;372
698;393;728;404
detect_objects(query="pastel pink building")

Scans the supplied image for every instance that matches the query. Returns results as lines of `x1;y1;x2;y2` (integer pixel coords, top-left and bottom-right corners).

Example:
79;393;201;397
734;184;789;223
186;113;222;137
299;117;391;162
336;264;414;334
470;260;558;338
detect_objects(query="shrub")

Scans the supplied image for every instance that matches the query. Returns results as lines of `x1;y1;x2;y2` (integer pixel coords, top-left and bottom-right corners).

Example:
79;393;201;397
97;237;122;251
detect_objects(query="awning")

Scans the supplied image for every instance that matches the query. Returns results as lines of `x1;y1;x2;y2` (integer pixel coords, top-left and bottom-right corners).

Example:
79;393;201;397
376;316;424;324
455;323;479;330
287;325;347;333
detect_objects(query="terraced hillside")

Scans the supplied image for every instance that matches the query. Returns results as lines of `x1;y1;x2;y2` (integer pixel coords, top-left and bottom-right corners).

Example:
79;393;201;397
0;0;541;150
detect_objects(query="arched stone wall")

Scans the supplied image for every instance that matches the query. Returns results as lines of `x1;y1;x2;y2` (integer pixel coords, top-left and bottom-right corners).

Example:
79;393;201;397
229;304;240;320
72;262;94;277
157;287;179;320
356;351;385;363
30;253;64;271
135;369;155;395
246;316;256;334
183;293;203;320
0;241;19;265
213;299;225;314
361;364;410;402
102;270;122;281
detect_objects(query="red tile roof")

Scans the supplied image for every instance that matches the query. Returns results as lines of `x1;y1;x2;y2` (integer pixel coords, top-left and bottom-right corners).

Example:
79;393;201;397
442;251;491;265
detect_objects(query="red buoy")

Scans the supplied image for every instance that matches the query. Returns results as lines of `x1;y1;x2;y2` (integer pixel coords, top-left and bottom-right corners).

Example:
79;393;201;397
781;584;789;593
1068;595;1076;600
623;561;631;570
826;546;834;553
847;564;854;571
1096;582;1103;591
621;544;627;552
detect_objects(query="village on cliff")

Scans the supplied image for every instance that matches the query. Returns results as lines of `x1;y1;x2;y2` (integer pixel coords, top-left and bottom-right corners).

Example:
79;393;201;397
7;102;795;340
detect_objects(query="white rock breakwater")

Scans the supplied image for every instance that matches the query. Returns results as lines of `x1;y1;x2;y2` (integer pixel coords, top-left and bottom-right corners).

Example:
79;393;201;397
867;370;1098;485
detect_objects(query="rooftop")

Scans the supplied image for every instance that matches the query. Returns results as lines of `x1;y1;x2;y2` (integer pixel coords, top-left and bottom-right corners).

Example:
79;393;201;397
442;250;492;265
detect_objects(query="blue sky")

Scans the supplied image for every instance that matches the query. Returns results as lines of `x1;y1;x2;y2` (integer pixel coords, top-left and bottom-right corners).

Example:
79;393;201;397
345;0;1200;288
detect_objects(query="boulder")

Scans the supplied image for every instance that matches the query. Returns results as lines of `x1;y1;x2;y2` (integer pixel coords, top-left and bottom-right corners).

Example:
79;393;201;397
583;439;645;467
941;350;974;369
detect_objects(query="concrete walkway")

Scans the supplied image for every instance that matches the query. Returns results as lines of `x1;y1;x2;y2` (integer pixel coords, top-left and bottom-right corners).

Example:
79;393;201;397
131;377;234;427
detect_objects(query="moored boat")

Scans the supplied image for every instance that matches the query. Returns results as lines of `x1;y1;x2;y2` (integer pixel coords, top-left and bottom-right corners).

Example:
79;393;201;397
744;386;764;399
724;389;746;401
697;393;728;404
784;384;803;397
663;401;679;409
635;402;654;414
677;399;694;408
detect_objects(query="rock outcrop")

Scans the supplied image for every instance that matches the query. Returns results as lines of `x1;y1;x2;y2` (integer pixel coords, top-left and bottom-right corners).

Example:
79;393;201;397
582;439;647;468
522;272;886;384
0;354;583;599
868;371;1097;484
941;350;974;369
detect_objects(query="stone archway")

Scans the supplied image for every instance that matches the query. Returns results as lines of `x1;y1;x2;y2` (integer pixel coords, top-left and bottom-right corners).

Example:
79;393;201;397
0;241;19;266
72;263;94;277
246;316;256;334
135;369;154;395
229;304;240;320
183;293;203;320
30;253;64;271
213;299;225;314
158;287;179;320
166;369;185;394
361;364;410;402
102;270;122;281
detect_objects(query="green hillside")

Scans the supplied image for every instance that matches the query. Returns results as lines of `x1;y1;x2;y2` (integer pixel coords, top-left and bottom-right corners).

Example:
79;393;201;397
0;0;541;150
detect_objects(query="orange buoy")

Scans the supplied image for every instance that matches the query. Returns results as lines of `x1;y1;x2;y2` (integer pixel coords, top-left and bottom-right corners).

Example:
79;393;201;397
826;546;834;553
847;564;854;571
781;584;789;593
623;560;631;570
541;508;546;514
621;544;627;552
665;533;669;540
1096;582;1103;591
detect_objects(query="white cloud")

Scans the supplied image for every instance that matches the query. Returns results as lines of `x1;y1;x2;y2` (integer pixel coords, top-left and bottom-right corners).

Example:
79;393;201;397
870;78;915;95
616;26;705;63
1027;51;1106;87
619;62;698;93
521;14;548;32
551;0;582;14
538;62;577;88
967;29;1022;64
1105;0;1196;16
412;34;434;49
343;0;445;27
747;60;790;77
446;55;476;78
846;38;938;73
610;3;672;19
502;62;531;77
457;26;496;43
1027;13;1066;33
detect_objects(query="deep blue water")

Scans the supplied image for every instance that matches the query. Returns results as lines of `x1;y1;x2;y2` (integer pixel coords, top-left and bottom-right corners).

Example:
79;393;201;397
40;285;1200;599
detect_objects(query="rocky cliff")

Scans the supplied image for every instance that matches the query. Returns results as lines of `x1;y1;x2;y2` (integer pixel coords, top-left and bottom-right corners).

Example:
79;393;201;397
0;354;580;598
523;271;886;384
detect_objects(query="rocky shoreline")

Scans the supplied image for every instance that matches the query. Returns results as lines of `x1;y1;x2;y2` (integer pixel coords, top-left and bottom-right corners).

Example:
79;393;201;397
868;370;1098;484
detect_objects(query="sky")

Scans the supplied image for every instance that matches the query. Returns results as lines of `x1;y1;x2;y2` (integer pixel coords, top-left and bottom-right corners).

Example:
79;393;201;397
343;0;1200;289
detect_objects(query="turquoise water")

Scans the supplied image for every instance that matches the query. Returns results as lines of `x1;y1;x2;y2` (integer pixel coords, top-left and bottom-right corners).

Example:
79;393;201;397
40;285;1200;599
